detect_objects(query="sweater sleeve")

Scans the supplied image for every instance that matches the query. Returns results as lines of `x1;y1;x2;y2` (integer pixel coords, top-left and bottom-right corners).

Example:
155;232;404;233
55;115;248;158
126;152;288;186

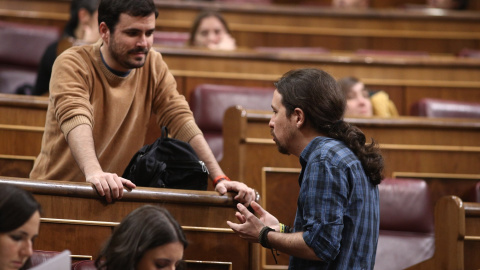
50;48;95;139
150;53;202;142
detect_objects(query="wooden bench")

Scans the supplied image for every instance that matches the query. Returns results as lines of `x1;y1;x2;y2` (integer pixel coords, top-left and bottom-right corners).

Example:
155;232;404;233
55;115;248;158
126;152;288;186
407;196;480;269
220;107;480;211
0;177;257;270
157;46;480;115
1;0;480;54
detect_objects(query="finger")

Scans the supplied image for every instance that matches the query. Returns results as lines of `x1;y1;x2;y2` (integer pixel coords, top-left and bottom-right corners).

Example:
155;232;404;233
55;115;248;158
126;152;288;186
106;175;120;200
121;178;136;189
250;201;265;214
234;189;247;202
235;211;247;224
226;220;240;232
100;178;112;203
91;179;105;197
236;203;254;218
215;183;227;195
112;174;124;199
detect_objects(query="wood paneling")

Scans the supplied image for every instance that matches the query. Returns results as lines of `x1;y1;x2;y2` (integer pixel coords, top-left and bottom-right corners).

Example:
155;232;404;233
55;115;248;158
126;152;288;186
0;177;255;270
1;0;480;53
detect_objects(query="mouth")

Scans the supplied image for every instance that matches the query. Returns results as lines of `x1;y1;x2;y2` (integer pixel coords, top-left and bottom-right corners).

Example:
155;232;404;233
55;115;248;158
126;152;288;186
11;261;24;268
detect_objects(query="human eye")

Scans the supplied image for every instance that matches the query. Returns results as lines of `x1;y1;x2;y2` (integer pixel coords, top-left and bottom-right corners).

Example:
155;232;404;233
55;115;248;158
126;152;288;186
9;234;24;242
145;30;155;37
154;259;170;269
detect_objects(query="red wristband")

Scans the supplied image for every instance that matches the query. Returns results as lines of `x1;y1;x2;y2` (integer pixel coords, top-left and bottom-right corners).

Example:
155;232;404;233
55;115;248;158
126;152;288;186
213;175;231;187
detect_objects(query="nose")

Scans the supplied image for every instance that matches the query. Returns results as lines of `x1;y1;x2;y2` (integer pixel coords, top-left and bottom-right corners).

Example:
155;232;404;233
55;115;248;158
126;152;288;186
20;240;33;258
207;32;218;43
269;115;274;128
136;34;147;47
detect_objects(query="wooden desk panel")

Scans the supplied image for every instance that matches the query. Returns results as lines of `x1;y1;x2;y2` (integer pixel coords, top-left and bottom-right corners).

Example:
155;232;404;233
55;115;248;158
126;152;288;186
0;177;254;270
2;0;480;53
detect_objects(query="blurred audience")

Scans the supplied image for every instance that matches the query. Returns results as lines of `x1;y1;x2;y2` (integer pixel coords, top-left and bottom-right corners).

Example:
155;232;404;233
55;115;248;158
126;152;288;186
188;11;236;51
338;76;399;117
332;0;370;8
0;184;41;270
32;0;100;96
95;205;187;270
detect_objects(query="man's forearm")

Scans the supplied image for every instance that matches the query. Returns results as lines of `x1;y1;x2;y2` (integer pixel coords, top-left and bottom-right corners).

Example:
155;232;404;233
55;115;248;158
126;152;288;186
67;124;102;177
268;232;321;261
189;134;224;178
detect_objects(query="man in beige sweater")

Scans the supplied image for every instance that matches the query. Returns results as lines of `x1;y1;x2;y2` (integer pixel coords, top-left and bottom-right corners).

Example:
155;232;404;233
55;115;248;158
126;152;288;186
30;0;255;204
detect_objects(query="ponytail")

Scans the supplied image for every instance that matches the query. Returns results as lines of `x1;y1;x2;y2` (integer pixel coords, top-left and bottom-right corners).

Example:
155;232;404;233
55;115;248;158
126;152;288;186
325;120;384;185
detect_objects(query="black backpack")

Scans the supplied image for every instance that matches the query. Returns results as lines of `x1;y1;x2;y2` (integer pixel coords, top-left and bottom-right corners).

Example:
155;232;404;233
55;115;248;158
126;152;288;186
122;127;209;190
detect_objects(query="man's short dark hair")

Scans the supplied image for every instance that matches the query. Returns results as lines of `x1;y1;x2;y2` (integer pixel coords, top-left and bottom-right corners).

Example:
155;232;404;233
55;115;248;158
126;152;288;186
98;0;159;33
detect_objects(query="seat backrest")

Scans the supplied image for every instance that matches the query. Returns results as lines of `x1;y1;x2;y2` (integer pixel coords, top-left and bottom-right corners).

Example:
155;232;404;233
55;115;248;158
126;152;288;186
375;178;435;270
153;31;189;47
0;21;60;68
190;84;274;160
71;260;97;270
410;98;480;118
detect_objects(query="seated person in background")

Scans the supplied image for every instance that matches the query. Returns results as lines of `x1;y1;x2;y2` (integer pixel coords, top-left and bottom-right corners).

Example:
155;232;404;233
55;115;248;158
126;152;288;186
30;0;255;205
33;0;100;96
338;76;399;117
0;183;41;270
95;205;187;270
427;0;468;9
188;11;236;51
332;0;370;8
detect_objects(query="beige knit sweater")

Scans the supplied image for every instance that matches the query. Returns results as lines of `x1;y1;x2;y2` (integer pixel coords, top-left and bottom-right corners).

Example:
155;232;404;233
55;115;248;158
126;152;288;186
30;41;201;181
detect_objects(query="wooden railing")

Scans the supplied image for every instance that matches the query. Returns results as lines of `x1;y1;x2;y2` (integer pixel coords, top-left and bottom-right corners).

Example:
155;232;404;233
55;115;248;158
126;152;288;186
0;177;258;270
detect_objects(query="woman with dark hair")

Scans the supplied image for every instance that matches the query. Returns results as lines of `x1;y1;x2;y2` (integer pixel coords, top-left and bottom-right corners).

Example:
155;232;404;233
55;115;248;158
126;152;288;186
188;11;236;51
338;76;399;118
32;0;100;96
0;184;41;270
96;205;187;270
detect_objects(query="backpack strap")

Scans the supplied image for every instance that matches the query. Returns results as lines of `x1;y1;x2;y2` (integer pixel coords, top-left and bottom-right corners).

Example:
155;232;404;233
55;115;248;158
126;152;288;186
161;126;169;139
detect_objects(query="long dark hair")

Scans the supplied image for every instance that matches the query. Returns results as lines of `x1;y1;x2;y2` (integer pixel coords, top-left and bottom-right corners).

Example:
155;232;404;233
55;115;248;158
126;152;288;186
0;183;41;233
275;68;384;185
188;10;232;46
96;205;187;270
64;0;100;38
98;0;158;34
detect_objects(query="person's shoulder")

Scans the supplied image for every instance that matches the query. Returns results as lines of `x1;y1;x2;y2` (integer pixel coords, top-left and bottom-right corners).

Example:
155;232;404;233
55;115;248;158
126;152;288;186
310;137;357;165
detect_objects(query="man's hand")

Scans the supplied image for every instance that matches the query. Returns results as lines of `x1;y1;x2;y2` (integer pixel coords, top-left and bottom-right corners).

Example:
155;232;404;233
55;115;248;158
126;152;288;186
86;172;136;203
227;203;267;243
215;180;256;206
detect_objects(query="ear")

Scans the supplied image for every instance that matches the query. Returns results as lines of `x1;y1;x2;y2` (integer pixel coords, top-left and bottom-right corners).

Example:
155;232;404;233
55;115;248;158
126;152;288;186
99;22;109;43
293;108;305;128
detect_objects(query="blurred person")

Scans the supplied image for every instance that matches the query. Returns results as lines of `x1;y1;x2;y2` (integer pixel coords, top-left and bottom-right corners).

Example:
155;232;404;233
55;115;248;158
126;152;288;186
33;0;100;96
188;11;236;51
338;76;399;117
0;184;41;270
96;205;187;270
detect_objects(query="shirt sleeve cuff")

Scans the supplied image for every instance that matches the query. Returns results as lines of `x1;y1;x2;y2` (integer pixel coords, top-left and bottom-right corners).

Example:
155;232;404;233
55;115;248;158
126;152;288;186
61;115;92;140
175;120;203;142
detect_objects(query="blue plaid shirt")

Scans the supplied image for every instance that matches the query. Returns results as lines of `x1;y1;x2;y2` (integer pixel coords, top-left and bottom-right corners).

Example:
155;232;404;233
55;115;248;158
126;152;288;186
289;137;379;270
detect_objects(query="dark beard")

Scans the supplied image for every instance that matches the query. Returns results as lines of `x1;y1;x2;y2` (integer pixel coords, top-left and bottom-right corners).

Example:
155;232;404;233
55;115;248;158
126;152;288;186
110;41;148;69
271;129;290;155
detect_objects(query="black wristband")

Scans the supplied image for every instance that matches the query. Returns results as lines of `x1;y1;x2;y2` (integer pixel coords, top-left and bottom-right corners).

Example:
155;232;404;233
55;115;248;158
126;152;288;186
258;226;275;249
